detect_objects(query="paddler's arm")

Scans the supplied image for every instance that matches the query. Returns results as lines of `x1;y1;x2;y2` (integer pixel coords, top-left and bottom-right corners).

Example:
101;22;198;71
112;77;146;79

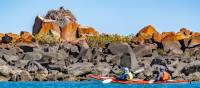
155;72;162;81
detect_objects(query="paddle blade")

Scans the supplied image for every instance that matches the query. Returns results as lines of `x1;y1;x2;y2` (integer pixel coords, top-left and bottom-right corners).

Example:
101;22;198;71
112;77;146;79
133;67;144;74
148;79;155;84
102;79;112;84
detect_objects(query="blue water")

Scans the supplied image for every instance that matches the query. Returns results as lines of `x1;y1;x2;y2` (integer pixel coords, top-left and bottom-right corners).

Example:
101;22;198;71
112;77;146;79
0;80;199;88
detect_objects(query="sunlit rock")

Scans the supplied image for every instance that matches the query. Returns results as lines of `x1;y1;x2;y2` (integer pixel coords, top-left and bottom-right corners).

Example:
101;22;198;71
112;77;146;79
32;16;61;38
20;31;33;43
136;25;161;44
77;25;99;38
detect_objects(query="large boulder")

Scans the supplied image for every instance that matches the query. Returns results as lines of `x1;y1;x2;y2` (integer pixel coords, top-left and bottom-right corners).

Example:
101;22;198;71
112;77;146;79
77;25;99;38
161;32;183;55
32;16;61;39
188;36;200;48
33;7;98;43
133;44;157;57
19;31;33;43
67;62;94;76
95;62;111;76
108;42;138;69
75;41;91;62
136;25;161;44
44;7;79;42
61;21;79;42
176;28;191;40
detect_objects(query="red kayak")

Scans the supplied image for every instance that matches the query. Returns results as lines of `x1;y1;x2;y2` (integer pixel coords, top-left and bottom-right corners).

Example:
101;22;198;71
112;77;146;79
88;74;189;84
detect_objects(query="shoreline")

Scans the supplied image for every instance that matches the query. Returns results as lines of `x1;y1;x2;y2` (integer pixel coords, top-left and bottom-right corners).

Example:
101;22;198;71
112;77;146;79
0;41;200;82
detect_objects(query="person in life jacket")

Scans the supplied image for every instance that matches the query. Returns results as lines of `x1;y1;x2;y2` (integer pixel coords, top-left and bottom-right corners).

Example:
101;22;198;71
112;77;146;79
116;67;133;80
155;66;170;81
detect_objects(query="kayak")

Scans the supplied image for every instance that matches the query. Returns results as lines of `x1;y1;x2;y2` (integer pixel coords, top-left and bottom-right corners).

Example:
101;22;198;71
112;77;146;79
88;74;189;84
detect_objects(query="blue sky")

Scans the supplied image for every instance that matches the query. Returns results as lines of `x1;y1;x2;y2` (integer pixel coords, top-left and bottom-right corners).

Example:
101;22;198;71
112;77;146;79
0;0;199;35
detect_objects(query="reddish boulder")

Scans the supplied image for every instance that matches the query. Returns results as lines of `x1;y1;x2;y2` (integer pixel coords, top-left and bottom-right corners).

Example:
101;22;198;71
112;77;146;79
32;16;61;38
188;36;200;47
191;32;200;37
137;25;158;37
153;32;162;43
77;26;99;37
176;28;191;40
44;7;79;42
136;25;161;43
20;31;33;43
188;32;200;47
161;32;182;54
61;21;79;42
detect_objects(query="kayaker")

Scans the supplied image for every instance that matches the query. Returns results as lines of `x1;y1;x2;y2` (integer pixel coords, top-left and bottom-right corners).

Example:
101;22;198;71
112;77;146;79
155;66;170;81
116;67;133;81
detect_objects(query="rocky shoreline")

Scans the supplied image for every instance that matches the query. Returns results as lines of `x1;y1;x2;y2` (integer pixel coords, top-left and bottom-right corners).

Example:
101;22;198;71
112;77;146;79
0;41;200;81
0;7;200;81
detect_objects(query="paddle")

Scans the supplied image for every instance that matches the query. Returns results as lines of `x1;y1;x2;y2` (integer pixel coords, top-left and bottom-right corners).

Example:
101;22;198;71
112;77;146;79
102;79;113;84
148;79;155;84
133;67;145;74
102;68;145;84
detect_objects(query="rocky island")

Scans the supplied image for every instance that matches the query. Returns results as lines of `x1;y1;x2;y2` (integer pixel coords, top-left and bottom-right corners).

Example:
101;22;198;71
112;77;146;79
0;7;200;81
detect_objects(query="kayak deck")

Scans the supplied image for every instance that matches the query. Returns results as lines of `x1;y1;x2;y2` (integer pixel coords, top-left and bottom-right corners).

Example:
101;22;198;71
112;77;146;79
88;74;189;84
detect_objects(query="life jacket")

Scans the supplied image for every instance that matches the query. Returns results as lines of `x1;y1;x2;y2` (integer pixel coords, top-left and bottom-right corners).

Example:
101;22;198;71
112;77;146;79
126;72;133;80
161;71;170;81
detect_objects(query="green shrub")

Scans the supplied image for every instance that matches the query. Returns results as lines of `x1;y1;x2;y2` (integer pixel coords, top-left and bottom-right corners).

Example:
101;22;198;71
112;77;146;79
86;33;135;47
33;33;60;44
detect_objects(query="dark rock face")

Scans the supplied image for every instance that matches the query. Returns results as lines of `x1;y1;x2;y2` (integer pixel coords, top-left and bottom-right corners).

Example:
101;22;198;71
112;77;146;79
108;42;130;54
67;62;94;76
108;43;138;69
181;61;200;76
133;44;157;57
2;35;12;44
95;62;111;76
120;53;132;68
150;56;167;66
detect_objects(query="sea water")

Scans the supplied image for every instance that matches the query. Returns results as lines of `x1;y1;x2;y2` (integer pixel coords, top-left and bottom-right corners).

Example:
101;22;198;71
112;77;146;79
0;80;199;88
